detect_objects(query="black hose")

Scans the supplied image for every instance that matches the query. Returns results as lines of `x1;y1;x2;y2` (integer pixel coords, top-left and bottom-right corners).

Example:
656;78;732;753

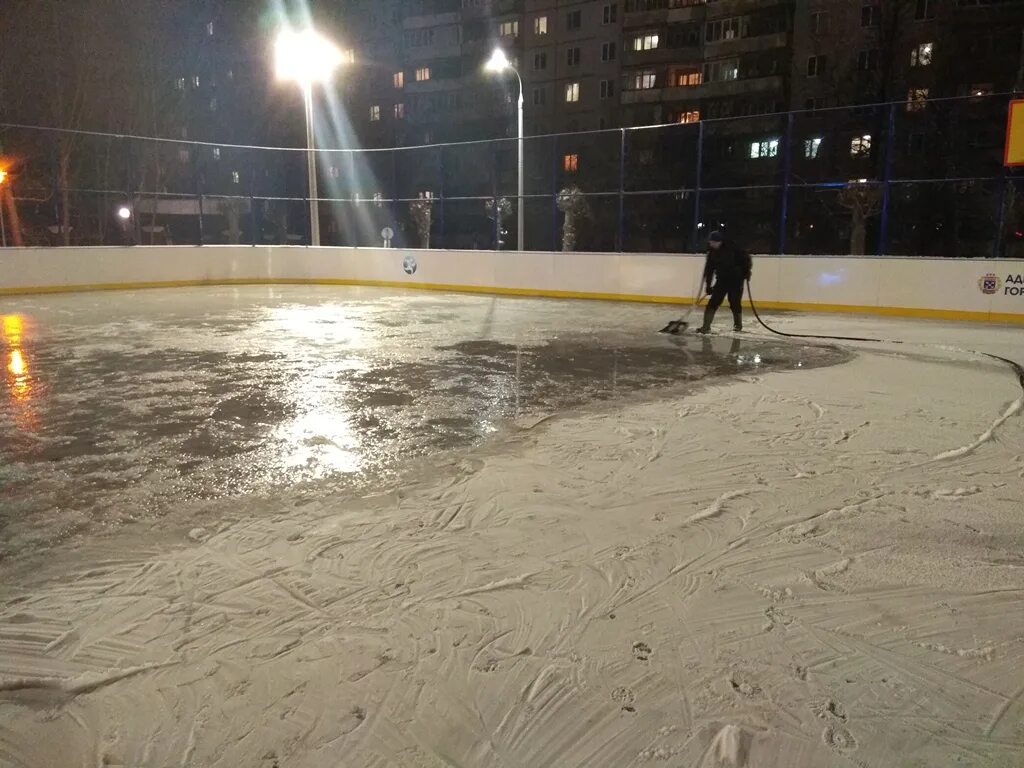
745;279;1024;395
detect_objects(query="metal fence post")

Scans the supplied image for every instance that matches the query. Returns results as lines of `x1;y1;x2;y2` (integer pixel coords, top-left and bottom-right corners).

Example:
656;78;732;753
617;128;626;252
438;145;446;248
552;134;559;251
249;150;258;246
196;170;205;246
777;112;794;254
691;120;704;250
877;103;896;256
993;172;1009;259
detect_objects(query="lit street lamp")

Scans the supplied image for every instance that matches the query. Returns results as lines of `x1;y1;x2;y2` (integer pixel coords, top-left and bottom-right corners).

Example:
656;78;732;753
485;48;525;251
275;28;345;247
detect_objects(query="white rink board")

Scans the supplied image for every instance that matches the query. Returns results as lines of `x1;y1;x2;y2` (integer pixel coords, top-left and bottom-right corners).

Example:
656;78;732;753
0;246;1021;323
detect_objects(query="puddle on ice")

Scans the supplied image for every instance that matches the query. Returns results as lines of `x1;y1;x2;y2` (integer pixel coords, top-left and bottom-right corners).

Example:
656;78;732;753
0;286;846;557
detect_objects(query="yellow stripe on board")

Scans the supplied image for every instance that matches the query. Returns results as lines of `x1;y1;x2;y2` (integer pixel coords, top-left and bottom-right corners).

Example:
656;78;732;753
1;277;1022;325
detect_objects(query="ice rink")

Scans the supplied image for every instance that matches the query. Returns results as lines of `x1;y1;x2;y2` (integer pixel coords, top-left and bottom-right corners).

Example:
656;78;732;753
1;286;1022;768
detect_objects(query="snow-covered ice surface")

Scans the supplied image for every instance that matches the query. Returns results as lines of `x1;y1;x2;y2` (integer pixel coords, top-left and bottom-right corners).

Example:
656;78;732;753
1;287;1023;768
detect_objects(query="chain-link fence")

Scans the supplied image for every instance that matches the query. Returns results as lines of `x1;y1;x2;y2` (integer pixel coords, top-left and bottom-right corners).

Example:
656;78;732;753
1;92;1021;257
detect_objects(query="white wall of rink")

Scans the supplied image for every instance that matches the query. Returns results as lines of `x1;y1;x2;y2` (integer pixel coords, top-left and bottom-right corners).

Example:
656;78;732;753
1;246;1021;323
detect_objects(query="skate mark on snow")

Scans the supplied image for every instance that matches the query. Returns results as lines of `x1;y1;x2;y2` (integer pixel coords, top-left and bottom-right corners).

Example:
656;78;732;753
686;490;751;524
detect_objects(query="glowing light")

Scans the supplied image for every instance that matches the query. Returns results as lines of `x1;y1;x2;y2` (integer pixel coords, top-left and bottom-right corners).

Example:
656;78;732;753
117;206;132;220
2;314;23;343
8;349;25;377
484;48;512;73
0;169;7;185
275;28;344;85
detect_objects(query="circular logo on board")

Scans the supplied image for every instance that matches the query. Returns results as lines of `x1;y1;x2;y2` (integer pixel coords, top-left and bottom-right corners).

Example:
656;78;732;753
978;273;1001;295
402;255;418;275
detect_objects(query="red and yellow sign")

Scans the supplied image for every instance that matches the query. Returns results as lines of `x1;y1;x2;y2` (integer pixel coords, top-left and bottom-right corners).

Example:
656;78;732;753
1006;99;1024;167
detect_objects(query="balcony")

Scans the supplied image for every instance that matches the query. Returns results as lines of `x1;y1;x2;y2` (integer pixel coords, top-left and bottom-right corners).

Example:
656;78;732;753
704;31;789;57
403;12;459;30
620;74;784;104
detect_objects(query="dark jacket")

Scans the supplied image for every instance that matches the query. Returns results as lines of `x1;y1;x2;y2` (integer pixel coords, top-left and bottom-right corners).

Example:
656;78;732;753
703;241;752;289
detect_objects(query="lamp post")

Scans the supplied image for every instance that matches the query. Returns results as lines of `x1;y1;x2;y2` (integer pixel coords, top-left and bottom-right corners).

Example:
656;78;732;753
0;169;7;248
275;28;345;247
485;48;525;251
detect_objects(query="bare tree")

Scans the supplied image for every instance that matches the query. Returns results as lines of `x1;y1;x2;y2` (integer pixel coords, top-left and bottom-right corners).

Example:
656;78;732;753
838;181;883;255
409;195;434;248
557;186;590;252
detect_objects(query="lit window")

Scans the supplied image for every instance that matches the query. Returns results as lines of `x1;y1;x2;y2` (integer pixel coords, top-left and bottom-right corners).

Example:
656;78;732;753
370;105;381;121
906;88;929;111
209;97;217;111
631;34;660;52
416;67;431;81
175;77;186;90
534;52;547;70
565;82;580;102
499;20;519;37
206;21;214;36
563;153;579;172
677;110;700;124
329;166;341;179
535;16;548;35
911;42;933;67
232;171;240;184
749;139;779;159
192;75;201;87
212;147;221;160
807;55;825;77
602;42;617;61
600;80;615;99
850;134;872;157
804;137;822;158
633;70;657;90
393;71;404;88
394;103;405;119
603;3;617;24
340;49;355;64
673;70;702;87
373;192;384;207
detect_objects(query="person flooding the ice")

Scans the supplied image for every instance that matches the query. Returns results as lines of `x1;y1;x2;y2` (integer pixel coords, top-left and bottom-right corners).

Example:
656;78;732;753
697;230;752;334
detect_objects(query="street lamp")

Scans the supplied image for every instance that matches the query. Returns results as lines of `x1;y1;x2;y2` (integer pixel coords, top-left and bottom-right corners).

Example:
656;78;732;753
275;28;345;247
117;206;132;221
485;48;525;251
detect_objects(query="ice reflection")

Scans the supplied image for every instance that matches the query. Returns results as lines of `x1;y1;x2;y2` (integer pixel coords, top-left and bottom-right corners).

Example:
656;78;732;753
266;305;367;480
3;314;34;406
0;290;848;559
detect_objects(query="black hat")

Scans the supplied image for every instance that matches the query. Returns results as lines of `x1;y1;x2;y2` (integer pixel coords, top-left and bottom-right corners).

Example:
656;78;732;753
708;230;724;243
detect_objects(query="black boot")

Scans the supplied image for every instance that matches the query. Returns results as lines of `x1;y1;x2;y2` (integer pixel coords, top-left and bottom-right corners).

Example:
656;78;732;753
697;305;716;334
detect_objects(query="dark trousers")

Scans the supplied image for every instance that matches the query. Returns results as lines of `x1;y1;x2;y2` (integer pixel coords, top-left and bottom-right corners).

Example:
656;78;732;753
703;279;744;329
